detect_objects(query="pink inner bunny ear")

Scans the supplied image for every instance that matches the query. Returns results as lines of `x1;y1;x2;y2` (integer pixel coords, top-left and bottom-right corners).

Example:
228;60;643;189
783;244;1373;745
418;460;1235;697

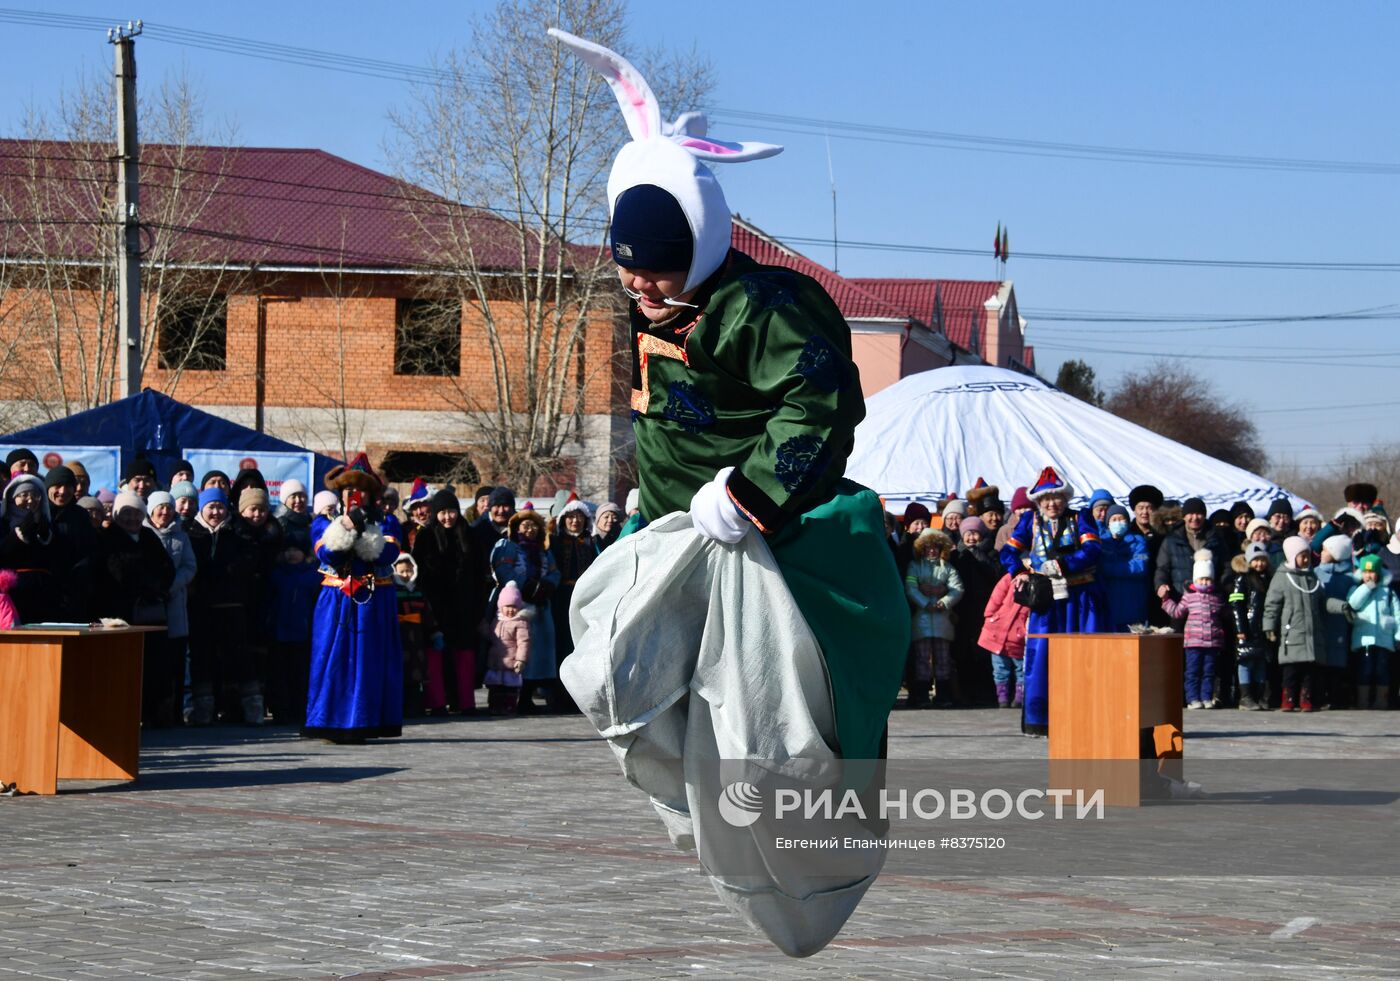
548;27;660;143
674;137;784;164
610;69;652;140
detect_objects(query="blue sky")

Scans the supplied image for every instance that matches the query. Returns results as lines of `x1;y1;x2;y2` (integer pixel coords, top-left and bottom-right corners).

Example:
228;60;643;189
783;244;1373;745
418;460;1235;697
2;1;1397;474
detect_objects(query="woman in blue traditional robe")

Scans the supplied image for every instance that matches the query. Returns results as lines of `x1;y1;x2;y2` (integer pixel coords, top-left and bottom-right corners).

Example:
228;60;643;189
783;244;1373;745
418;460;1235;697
999;466;1107;736
303;453;403;743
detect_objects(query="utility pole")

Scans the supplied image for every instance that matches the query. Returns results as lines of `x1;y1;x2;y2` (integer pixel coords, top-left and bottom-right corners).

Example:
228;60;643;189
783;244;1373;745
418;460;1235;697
109;20;143;399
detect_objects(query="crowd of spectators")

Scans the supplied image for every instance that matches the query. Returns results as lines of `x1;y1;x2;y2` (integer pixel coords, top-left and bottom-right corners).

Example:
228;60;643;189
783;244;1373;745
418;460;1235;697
888;476;1400;718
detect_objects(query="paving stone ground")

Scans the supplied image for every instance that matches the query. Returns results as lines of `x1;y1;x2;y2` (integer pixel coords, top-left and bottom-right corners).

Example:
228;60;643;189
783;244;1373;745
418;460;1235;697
2;704;1398;980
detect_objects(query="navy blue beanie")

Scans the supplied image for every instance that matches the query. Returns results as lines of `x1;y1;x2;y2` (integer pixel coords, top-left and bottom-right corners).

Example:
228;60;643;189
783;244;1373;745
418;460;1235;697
487;486;516;510
611;184;693;273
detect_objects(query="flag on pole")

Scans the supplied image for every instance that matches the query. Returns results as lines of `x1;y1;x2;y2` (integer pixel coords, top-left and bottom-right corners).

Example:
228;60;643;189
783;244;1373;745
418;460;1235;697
994;222;1003;261
1002;226;1009;263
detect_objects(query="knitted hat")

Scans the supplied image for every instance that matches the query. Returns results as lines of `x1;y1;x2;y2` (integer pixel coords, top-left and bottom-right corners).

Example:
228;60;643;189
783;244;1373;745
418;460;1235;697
114;490;146;517
430;489;461;514
239;487;269;513
1191;548;1214;581
198;487;228;511
1128;484;1163;509
1244;542;1270;563
497;580;524;609
1322;534;1353;564
1182;497;1207;517
1245;518;1272;539
1358;553;1383;574
1344;482;1379;506
381;486;400;505
200;470;230;489
170;480;198;502
280;479;307;500
122;455;157;481
169;459;195;482
1229;500;1255;522
473;485;495;502
596;501;623;520
313;490;339;515
902;502;932;525
43;465;76;490
408;477;431;503
76;495;102;514
1010;486;1031;511
1208;509;1232;527
487;486;516;510
959;516;987;536
610;183;694;274
551;29;780;294
1282;536;1310;566
941;499;968;518
1105;504;1130;523
1266;498;1292;519
1027;466;1073;502
146;490;175;512
5;447;37;471
5;473;46;504
96;488;116;505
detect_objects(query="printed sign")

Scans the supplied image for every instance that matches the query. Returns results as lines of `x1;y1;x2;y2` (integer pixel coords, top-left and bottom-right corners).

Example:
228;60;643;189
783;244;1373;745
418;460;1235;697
0;444;121;494
183;448;313;506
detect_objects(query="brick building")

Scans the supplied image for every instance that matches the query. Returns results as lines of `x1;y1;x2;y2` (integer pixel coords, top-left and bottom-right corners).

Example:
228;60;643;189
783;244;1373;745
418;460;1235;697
0;141;626;498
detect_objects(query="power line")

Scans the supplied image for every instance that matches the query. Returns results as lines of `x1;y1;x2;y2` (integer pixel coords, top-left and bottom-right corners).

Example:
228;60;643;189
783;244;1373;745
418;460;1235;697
5;7;1400;181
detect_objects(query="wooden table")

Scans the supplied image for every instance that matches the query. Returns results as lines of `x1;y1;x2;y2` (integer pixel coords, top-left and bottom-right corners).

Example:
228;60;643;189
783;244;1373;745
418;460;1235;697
1034;632;1184;807
0;626;162;795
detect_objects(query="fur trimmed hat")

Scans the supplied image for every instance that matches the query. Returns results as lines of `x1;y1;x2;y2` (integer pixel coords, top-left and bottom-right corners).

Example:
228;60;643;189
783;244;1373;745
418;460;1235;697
1344;482;1379;507
324;452;381;494
408;477;431;503
1128;484;1164;509
509;507;548;542
965;478;1001;515
913;527;954;557
1027;466;1073;503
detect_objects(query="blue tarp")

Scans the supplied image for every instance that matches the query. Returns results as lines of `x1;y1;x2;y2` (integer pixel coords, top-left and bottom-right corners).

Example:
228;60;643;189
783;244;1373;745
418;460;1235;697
1;388;341;489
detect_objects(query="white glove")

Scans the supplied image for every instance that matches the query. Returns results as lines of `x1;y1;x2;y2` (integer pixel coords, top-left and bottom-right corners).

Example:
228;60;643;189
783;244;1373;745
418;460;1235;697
1039;559;1061;577
689;466;753;544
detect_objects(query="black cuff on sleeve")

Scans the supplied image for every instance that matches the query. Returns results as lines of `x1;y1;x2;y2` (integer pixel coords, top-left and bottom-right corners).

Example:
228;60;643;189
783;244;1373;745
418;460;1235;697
727;469;787;535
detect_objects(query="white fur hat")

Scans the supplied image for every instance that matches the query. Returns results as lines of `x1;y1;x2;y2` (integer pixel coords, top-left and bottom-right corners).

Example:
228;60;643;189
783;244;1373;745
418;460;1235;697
1191;548;1214;582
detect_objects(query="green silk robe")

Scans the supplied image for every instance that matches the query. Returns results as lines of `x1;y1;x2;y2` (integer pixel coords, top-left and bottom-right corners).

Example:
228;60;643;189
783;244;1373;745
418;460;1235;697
628;249;909;760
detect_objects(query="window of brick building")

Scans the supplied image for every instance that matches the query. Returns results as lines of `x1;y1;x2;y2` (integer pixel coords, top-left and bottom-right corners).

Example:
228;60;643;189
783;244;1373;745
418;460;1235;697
157;294;227;371
394;298;461;376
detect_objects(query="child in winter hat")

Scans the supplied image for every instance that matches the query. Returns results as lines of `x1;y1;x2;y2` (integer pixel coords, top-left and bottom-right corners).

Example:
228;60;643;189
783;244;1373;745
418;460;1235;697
486;582;531;715
1265;536;1324;711
1162;550;1227;708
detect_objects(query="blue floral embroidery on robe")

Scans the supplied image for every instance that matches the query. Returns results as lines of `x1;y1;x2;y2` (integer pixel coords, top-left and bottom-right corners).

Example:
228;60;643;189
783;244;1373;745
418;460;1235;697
774;434;829;493
741;271;798;311
663;381;717;433
794;334;851;392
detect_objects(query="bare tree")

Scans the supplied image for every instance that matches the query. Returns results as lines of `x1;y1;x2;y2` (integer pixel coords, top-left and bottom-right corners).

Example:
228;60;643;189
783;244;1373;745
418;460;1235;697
1270;444;1400;510
1104;359;1268;473
0;65;257;419
388;0;711;492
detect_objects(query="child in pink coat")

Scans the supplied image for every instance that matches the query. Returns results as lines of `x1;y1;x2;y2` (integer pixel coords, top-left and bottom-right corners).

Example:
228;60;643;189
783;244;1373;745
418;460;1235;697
486;581;531;715
978;572;1030;708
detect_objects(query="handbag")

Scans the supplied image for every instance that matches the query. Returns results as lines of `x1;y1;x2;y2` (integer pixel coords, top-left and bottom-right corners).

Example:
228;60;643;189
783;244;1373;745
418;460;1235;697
1013;572;1055;614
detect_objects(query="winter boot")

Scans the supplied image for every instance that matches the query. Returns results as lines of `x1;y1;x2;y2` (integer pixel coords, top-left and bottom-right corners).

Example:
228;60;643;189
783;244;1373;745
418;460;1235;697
240;683;265;726
1300;686;1315;713
995;682;1011;708
1251;682;1268;710
189;684;216;726
1281;686;1297;712
1012;682;1024;708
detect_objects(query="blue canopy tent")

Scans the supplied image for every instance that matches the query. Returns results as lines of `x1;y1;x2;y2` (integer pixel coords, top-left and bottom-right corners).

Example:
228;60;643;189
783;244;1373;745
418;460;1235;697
0;389;341;499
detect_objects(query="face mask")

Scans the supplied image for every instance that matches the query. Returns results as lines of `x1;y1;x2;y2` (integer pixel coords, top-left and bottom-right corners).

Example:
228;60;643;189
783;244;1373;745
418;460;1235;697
1108;520;1128;539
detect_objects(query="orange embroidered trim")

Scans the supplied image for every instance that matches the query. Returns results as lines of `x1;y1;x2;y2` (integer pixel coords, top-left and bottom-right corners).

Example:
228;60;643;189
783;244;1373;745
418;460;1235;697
633;332;689;414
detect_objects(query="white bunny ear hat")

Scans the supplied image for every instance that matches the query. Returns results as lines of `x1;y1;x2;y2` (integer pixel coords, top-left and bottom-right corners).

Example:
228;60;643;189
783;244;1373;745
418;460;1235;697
548;28;782;293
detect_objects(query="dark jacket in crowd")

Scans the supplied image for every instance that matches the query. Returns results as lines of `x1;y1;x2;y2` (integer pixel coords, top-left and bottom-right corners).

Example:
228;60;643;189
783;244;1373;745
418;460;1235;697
50;500;99;620
1154;525;1233;597
0;512;60;623
1227;557;1272;662
97;524;176;624
413;521;484;650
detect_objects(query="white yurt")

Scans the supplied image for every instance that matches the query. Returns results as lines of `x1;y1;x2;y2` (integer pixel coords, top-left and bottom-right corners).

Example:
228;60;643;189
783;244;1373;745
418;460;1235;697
846;364;1304;512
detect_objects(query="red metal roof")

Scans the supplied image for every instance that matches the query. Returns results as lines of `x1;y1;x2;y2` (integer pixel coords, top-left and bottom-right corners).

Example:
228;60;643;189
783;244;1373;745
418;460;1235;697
730;216;910;322
0;140;575;271
849;278;1002;349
